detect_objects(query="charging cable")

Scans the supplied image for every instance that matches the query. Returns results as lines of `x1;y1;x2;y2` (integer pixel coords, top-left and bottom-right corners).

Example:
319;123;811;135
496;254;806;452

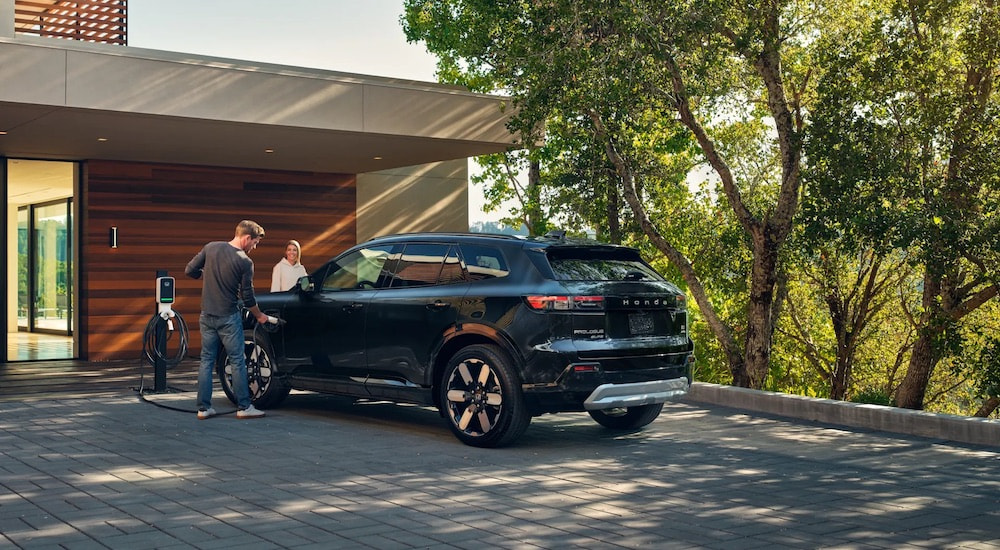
141;309;189;368
135;308;197;412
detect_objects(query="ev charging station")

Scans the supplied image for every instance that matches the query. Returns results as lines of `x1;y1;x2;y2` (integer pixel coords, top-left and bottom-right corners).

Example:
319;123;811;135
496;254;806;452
138;269;280;405
142;270;189;393
153;274;174;391
156;275;175;309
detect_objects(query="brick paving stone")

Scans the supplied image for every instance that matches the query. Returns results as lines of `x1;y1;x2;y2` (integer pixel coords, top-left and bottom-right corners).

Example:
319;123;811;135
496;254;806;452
1;393;999;549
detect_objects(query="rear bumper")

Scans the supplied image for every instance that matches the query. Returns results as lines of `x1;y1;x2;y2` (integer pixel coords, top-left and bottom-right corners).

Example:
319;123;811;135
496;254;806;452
583;377;690;410
521;350;693;415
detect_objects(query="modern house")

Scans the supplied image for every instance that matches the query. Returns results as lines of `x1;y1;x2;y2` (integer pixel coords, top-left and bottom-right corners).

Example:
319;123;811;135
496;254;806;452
1;0;517;362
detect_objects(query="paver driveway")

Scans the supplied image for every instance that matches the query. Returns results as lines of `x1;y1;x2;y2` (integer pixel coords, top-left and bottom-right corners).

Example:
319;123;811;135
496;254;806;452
1;390;998;549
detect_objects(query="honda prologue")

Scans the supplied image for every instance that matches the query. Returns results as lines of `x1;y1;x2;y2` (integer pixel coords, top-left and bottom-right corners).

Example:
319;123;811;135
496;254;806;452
219;232;695;447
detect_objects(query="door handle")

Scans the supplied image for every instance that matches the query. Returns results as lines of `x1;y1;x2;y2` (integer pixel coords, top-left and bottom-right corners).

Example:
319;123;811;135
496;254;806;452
343;303;364;312
426;301;449;310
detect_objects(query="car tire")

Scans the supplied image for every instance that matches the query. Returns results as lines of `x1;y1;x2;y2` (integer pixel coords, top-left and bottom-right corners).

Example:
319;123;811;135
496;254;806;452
440;344;531;448
587;403;664;430
217;329;290;409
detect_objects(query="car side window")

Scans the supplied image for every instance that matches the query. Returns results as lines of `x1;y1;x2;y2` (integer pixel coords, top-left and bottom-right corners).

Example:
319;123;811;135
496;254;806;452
386;243;449;288
459;245;509;281
438;246;466;284
322;245;395;290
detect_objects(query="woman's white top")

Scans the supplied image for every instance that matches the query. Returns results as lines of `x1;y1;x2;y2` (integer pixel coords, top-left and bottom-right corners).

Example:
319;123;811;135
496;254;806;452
270;258;308;291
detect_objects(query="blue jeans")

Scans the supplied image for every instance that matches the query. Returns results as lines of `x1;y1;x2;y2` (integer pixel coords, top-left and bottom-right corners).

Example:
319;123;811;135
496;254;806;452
198;311;251;410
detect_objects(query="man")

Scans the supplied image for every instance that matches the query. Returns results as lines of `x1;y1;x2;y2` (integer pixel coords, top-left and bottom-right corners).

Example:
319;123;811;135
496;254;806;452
185;220;271;419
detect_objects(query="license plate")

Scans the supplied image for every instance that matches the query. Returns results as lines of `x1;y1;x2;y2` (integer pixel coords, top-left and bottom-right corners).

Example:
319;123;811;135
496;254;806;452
628;313;655;335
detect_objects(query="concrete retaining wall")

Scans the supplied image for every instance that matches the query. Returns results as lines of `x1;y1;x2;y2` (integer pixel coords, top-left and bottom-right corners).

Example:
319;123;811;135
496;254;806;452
685;382;999;447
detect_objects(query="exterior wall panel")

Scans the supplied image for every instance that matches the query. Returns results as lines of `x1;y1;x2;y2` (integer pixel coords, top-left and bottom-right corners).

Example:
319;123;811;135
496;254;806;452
65;51;367;130
81;160;357;360
0;42;67;104
364;86;512;143
356;159;468;242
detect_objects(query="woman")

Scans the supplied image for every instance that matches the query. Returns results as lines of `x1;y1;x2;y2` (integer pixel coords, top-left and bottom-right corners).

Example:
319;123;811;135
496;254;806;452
270;239;308;291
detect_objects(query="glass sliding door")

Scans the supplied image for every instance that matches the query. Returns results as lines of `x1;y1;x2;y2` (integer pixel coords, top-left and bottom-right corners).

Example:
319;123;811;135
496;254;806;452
31;199;73;335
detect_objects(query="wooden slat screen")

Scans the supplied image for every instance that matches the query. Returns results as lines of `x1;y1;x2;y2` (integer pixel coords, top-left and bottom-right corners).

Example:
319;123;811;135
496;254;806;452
14;0;127;45
81;160;357;361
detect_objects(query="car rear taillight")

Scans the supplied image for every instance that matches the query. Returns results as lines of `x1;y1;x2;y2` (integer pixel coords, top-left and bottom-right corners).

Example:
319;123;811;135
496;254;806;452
525;296;605;311
570;362;601;373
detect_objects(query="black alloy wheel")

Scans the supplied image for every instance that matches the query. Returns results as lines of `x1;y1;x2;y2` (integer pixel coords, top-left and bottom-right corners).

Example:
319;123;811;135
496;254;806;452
440;344;531;448
217;330;290;409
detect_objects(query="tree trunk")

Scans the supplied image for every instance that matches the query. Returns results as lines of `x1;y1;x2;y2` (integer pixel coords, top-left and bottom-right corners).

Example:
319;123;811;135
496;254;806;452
975;396;999;418
831;356;850;401
662;19;802;389
895;266;943;409
605;177;621;244
526;159;544;236
825;291;850;400
895;330;937;409
741;228;780;388
895;270;999;409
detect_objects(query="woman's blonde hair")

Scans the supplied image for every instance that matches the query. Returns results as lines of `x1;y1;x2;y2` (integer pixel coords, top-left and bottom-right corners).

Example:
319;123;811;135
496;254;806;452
284;239;302;265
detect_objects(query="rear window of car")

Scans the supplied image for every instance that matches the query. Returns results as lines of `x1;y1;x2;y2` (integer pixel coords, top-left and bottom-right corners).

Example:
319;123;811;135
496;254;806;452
545;248;664;281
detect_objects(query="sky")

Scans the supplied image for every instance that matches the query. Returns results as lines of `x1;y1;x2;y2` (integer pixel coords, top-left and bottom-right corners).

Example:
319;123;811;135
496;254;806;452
126;0;499;223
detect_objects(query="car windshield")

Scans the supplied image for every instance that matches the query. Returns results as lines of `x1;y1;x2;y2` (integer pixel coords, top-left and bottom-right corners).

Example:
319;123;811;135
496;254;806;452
546;249;664;282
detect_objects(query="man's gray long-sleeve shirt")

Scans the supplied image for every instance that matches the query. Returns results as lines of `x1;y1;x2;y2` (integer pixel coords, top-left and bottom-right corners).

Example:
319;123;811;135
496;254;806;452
185;241;258;316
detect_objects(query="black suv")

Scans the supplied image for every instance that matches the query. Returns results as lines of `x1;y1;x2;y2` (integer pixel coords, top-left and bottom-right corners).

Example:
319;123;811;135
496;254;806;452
219;232;694;447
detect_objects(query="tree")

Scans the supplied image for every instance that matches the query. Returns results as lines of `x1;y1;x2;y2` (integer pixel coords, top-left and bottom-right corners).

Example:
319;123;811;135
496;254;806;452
779;246;912;400
806;0;1000;409
403;0;816;389
473;150;548;236
473;119;637;241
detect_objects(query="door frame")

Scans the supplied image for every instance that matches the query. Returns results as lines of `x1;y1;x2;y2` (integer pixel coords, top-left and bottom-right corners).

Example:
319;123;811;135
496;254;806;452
3;158;80;362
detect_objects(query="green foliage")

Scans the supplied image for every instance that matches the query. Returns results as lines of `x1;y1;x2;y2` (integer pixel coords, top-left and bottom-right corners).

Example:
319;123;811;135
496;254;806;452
804;0;1000;410
472;150;546;235
850;387;893;407
936;301;1000;411
687;305;732;384
977;339;1000;398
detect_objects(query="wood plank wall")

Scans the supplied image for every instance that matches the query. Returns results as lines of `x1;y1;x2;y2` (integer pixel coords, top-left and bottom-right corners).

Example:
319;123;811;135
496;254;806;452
81;160;356;361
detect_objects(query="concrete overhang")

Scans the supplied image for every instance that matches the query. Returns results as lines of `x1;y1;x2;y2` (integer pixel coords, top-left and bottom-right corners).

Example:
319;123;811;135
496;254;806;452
0;36;518;174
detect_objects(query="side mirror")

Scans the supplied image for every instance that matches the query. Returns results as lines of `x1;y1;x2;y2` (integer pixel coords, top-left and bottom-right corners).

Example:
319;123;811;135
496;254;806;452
298;275;313;292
